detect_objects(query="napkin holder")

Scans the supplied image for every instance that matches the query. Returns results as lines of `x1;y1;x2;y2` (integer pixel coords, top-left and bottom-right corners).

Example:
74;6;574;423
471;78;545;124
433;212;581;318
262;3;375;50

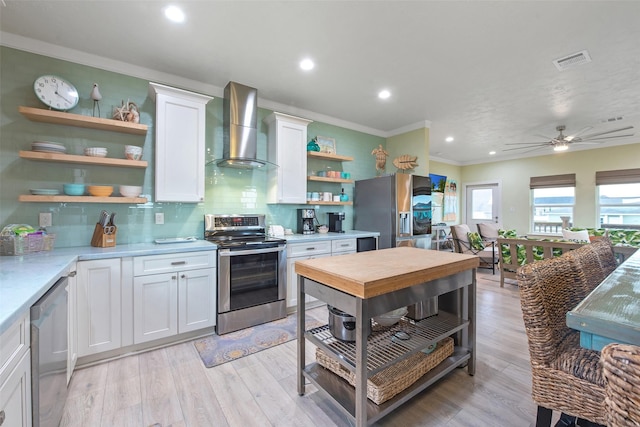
91;223;117;248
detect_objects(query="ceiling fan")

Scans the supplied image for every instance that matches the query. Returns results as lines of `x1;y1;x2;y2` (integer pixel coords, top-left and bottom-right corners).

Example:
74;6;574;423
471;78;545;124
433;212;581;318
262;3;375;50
504;124;635;153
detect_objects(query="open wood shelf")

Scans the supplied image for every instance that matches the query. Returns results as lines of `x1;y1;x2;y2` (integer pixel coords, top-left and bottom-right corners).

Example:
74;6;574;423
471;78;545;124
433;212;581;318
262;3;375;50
307;201;353;206
307;176;353;184
19;150;147;168
307;151;353;161
18;106;148;135
19;195;148;204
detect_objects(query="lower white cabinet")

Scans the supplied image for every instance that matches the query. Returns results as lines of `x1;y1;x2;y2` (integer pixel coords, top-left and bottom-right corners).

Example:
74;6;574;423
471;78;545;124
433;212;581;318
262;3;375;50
77;258;122;357
67;265;77;385
0;313;31;427
286;240;332;308
133;252;216;344
331;238;357;255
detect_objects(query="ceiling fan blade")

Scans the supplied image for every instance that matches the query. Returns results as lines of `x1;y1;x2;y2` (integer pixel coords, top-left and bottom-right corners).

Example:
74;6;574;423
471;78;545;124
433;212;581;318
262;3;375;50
505;141;549;146
503;144;549;152
566;126;592;140
580;133;635;142
533;134;555;140
579;126;634;140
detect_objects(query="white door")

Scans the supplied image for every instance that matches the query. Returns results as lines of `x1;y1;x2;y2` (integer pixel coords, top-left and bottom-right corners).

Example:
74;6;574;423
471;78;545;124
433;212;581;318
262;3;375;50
178;268;216;333
465;183;501;230
133;272;178;344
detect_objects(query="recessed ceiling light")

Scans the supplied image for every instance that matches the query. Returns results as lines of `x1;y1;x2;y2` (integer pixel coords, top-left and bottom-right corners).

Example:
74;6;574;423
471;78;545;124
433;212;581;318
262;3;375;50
164;5;185;23
489;151;496;155
378;90;391;100
300;58;315;71
445;136;454;142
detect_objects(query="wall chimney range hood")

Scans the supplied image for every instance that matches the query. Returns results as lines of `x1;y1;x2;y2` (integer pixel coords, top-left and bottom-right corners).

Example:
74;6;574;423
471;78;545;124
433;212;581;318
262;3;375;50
218;81;270;169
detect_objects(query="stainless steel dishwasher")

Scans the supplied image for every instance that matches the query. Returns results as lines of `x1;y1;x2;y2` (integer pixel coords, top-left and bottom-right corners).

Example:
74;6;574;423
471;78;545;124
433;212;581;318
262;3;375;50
31;275;68;427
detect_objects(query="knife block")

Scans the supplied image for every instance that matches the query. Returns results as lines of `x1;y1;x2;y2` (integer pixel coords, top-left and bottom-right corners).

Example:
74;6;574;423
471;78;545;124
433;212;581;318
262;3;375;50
90;223;117;248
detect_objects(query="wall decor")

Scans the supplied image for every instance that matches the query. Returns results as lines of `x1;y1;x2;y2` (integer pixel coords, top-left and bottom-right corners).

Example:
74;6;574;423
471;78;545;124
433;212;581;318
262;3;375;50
392;154;418;170
371;144;389;174
315;135;336;154
112;99;140;123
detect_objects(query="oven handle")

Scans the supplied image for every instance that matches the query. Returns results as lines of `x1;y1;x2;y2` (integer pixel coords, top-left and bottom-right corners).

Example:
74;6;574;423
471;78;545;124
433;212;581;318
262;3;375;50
218;245;286;257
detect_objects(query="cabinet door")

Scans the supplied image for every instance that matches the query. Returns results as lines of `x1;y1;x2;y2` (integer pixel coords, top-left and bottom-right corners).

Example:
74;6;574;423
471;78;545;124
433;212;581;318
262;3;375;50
133;273;178;344
286;253;331;309
67;266;77;385
265;112;312;204
0;349;31;427
178;268;216;333
77;259;121;357
150;83;212;203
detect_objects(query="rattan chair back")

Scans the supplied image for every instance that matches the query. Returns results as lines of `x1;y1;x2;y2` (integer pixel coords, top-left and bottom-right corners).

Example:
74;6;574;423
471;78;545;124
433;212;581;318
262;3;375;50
565;238;617;294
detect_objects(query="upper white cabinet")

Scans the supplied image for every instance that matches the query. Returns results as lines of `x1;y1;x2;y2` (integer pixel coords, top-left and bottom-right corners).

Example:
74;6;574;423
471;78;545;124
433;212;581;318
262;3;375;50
264;112;312;204
149;82;212;203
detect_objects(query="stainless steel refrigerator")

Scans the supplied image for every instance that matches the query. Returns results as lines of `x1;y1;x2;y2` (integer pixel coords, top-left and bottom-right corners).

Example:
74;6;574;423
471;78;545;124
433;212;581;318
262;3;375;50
354;173;432;249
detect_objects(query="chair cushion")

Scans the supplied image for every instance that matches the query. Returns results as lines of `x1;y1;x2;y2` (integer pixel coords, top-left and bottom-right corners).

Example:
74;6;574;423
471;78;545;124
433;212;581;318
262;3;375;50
467;232;485;250
477;222;500;239
552;344;604;387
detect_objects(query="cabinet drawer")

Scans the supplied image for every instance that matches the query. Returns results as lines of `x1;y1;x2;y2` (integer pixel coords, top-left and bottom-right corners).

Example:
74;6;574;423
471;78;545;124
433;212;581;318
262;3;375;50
0;313;29;385
134;251;215;276
288;240;332;257
331;239;357;254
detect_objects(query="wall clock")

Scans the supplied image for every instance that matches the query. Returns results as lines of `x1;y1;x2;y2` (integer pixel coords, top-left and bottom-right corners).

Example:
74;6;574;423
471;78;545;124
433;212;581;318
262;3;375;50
33;75;79;111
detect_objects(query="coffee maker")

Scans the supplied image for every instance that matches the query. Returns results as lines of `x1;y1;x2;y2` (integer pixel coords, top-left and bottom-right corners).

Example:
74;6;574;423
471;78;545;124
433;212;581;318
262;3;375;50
297;209;316;235
328;212;345;233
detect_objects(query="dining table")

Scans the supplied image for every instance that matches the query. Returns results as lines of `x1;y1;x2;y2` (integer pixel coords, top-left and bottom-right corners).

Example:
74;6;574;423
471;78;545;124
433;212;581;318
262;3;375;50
566;248;640;351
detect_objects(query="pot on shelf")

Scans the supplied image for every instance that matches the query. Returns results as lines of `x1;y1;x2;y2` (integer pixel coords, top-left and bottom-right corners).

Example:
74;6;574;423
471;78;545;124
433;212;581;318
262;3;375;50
328;305;371;342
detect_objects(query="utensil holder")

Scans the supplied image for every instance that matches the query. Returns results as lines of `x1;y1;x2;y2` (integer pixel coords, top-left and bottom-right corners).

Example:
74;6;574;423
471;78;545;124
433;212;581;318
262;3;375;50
90;223;117;247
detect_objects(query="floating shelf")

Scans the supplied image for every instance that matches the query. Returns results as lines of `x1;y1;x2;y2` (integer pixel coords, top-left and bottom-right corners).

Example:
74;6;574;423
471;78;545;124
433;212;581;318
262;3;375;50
18;106;148;135
307;151;353;161
19;151;147;168
307;201;353;206
307;176;353;184
19;195;148;204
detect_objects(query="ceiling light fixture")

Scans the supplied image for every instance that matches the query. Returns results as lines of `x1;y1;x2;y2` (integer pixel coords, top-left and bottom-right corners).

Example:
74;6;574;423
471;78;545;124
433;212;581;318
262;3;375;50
553;142;569;152
164;5;185;23
489;151;496;155
299;58;315;71
378;90;391;100
445;136;454;142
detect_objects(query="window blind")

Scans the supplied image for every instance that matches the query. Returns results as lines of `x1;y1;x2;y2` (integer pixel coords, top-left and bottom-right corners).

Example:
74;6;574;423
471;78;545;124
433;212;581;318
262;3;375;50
530;173;576;189
595;168;640;185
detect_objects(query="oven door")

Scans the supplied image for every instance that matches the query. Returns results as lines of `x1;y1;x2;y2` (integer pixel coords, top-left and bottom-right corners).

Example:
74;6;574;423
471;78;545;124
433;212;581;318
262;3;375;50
217;245;286;313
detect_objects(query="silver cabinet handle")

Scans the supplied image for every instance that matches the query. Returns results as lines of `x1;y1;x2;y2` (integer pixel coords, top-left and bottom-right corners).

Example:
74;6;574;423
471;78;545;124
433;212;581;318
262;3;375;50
181;274;186;279
172;275;177;280
306;247;316;251
171;261;187;266
340;243;349;247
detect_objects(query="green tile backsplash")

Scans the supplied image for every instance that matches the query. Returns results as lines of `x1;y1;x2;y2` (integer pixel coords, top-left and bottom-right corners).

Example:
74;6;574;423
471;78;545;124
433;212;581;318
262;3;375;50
1;46;385;248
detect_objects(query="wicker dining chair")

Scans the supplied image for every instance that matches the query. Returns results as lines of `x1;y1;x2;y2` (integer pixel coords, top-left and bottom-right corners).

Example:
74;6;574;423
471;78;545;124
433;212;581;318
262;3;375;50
564;238;617;294
601;343;640;427
517;254;607;426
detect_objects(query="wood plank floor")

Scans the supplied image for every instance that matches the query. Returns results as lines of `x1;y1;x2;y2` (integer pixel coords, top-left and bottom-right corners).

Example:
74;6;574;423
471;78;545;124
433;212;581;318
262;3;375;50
61;270;558;427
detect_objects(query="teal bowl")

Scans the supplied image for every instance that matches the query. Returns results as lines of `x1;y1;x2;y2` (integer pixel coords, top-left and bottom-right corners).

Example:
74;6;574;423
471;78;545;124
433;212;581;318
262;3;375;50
63;183;85;196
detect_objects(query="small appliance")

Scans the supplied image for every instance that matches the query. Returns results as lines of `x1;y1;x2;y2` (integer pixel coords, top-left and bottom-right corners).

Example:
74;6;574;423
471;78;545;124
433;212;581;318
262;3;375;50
327;212;345;233
297;208;316;235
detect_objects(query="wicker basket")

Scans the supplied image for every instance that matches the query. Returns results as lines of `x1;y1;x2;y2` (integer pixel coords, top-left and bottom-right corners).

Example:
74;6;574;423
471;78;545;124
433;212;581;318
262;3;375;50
315;336;454;405
0;233;56;256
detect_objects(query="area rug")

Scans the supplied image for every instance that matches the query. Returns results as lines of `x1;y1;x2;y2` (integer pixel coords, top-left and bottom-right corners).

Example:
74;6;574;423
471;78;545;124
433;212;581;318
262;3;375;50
194;314;324;368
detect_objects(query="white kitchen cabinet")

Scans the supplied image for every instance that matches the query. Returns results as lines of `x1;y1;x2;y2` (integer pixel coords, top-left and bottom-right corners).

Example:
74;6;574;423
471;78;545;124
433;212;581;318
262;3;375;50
66;265;77;385
0;313;31;427
331;238;357;255
264;112;313;204
76;258;122;357
286;240;332;308
149;82;212;203
133;251;216;344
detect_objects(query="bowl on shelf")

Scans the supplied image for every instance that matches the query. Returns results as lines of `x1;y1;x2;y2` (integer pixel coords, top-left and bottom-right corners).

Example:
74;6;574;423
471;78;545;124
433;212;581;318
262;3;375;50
124;145;143;160
84;147;108;157
88;185;113;197
63;183;85;196
373;307;408;327
119;185;142;198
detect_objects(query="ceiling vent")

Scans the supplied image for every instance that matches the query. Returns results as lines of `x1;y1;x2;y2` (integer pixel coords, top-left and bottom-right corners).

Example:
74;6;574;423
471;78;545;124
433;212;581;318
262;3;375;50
553;50;592;71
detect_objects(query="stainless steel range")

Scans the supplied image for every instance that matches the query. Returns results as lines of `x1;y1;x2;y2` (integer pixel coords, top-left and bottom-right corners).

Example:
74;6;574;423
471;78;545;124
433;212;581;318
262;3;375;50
205;214;287;334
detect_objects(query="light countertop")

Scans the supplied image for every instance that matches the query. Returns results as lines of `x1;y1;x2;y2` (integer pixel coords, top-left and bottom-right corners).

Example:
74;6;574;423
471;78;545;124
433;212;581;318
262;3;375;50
283;230;379;243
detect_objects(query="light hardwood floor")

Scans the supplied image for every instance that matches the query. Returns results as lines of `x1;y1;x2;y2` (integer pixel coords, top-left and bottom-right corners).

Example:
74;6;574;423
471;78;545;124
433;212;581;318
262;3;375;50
61;270;555;427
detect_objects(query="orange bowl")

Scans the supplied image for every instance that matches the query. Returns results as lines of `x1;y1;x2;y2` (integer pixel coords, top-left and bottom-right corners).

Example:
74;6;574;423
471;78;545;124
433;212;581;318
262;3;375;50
88;185;113;197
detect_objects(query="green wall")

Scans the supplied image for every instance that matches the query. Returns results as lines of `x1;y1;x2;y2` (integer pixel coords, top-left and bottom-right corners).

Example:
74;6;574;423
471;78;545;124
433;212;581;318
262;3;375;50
461;144;640;234
0;47;384;248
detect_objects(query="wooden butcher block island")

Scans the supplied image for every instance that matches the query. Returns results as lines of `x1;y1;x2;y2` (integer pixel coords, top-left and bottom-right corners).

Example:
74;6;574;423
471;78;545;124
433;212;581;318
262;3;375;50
295;247;479;426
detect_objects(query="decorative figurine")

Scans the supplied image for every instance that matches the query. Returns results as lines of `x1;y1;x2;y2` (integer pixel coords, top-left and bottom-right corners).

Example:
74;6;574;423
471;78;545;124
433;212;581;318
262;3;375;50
112;99;140;123
90;83;102;117
393;154;419;170
371;144;389;173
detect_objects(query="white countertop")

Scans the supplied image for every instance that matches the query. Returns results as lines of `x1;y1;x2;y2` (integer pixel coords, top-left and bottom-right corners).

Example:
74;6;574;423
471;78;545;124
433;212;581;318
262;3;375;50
283;230;379;243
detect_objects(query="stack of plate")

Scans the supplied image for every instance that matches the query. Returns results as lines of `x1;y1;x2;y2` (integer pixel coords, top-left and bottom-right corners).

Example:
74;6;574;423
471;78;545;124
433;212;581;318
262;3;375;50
84;147;108;157
32;141;66;153
30;189;60;195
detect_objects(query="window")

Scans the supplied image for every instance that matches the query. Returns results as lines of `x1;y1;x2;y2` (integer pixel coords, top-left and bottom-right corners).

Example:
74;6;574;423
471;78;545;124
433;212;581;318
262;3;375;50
596;169;640;228
530;174;576;234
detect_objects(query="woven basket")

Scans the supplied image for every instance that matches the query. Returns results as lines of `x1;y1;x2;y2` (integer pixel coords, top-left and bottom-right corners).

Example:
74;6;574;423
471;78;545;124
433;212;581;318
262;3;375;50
315;336;454;405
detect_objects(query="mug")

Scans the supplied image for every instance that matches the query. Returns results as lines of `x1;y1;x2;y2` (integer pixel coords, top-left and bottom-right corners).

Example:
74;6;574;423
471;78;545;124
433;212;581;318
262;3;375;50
306;192;312;201
333;195;341;202
311;192;320;201
323;192;332;201
317;171;326;177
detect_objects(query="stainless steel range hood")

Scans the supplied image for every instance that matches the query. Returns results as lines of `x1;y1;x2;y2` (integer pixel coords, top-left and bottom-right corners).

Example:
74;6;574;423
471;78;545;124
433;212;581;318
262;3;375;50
217;81;266;168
